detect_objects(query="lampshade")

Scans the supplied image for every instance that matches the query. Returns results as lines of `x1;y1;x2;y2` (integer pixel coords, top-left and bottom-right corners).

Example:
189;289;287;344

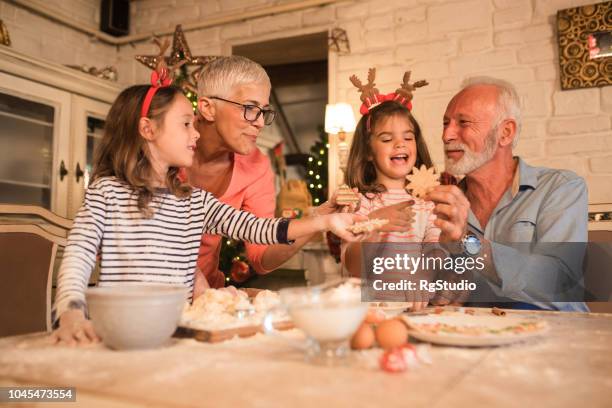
324;103;356;134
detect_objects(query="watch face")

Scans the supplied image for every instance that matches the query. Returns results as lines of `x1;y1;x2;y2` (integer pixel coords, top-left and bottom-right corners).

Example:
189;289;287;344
464;235;481;255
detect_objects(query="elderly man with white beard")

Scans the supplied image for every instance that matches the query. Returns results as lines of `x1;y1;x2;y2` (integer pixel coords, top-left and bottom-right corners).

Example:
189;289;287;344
424;77;588;312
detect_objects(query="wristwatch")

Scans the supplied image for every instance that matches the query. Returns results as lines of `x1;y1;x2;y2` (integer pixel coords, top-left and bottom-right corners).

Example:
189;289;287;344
461;233;482;256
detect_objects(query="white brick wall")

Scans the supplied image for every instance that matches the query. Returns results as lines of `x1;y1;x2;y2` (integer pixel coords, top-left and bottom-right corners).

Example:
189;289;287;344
1;0;111;73
333;0;610;206
5;0;611;203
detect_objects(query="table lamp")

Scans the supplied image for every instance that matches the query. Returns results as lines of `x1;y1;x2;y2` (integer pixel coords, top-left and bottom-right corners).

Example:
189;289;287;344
324;103;356;183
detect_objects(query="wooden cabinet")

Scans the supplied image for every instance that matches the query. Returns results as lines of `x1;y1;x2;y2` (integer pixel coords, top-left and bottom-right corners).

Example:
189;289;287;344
0;46;121;218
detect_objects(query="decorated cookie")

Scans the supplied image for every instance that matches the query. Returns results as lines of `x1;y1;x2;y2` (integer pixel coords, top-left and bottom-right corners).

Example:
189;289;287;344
405;165;440;198
336;184;360;206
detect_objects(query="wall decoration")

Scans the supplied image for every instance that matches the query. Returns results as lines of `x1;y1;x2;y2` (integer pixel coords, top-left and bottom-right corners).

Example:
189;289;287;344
136;24;219;94
328;27;350;55
66;65;118;81
557;1;612;90
0;19;10;46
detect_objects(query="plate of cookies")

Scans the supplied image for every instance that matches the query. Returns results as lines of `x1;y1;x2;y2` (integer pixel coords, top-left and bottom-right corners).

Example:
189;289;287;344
401;309;549;347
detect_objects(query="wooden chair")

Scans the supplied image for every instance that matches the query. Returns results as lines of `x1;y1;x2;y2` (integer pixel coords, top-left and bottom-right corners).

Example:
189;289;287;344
0;203;72;238
0;224;67;337
586;203;612;313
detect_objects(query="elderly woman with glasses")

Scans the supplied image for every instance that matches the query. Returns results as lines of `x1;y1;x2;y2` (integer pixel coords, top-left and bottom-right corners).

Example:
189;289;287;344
187;56;339;294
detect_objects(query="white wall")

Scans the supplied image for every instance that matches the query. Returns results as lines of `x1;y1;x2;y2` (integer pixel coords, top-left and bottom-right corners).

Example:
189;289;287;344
4;0;611;202
0;1;117;70
332;0;612;203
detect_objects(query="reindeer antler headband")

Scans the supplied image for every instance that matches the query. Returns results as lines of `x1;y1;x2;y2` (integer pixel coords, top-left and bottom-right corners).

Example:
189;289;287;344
350;68;429;115
140;38;186;118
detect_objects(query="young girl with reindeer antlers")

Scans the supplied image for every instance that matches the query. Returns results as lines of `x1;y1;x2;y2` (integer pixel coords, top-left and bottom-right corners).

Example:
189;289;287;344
341;68;443;310
51;44;367;346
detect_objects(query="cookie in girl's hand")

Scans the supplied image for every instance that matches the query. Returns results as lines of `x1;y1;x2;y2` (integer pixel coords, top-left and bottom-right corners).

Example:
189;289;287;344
405;165;440;198
346;218;389;234
335;184;360;206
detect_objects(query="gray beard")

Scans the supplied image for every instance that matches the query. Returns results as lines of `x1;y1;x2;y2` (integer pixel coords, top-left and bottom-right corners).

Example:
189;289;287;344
444;128;498;176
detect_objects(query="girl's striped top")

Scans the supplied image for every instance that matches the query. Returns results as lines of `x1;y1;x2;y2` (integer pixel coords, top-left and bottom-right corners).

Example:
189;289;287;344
53;176;288;322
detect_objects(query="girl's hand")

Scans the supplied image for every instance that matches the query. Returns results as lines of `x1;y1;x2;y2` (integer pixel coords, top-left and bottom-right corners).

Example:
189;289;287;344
52;309;100;346
324;213;369;242
368;200;415;232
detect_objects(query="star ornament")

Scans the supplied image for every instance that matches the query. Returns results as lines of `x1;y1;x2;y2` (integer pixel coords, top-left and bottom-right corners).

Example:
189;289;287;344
405;165;440;198
135;24;220;93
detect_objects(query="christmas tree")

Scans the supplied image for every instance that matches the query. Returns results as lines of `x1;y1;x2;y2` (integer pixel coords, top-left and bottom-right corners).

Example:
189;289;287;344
174;61;199;111
305;126;329;205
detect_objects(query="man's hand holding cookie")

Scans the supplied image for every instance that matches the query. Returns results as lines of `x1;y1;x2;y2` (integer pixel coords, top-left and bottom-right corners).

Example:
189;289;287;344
423;185;469;243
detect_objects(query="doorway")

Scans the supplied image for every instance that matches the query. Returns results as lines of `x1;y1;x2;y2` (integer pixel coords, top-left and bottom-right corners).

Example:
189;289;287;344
233;31;328;172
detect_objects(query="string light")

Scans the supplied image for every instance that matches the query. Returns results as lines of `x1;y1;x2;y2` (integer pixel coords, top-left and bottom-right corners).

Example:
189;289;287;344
307;131;328;212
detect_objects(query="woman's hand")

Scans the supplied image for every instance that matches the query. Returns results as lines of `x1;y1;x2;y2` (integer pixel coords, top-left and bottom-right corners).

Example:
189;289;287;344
367;200;415;232
51;309;100;346
218;285;240;296
192;267;211;299
324;213;369;242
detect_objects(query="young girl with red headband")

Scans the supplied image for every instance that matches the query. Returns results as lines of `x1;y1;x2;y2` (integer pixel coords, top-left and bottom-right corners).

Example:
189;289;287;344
52;73;365;345
341;69;441;309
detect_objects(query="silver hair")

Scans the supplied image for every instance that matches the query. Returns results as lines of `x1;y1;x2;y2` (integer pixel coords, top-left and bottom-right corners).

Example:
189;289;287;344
197;55;271;98
460;76;522;148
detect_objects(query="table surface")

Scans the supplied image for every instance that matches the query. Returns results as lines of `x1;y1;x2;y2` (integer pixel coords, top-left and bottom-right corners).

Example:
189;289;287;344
1;309;611;408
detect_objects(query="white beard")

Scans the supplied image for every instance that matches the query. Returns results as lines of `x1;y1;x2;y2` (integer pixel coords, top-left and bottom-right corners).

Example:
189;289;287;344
444;127;498;176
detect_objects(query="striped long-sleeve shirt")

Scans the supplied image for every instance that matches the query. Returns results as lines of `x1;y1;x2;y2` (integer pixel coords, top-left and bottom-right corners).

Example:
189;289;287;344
53;176;288;321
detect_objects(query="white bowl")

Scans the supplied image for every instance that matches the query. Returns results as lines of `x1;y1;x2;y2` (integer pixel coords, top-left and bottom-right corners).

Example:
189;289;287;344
86;285;188;350
279;279;368;342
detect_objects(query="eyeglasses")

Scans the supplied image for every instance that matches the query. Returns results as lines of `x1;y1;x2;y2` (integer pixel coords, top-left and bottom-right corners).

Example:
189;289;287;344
209;96;276;125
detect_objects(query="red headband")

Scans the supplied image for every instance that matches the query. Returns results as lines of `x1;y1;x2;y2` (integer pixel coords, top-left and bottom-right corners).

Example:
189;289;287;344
350;68;428;129
140;67;172;118
358;92;414;115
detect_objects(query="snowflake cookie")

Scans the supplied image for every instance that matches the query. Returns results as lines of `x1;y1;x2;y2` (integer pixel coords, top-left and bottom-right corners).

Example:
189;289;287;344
405;165;440;198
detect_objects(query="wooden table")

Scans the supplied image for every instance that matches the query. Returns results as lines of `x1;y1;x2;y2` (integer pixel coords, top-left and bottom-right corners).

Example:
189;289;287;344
0;310;611;408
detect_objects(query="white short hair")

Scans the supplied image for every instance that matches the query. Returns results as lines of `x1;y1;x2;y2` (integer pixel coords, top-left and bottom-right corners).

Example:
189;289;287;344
197;55;271;98
461;76;522;148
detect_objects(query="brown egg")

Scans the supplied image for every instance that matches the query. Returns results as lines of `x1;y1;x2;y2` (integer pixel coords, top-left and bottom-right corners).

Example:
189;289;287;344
375;319;409;349
364;308;386;324
350;323;375;350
